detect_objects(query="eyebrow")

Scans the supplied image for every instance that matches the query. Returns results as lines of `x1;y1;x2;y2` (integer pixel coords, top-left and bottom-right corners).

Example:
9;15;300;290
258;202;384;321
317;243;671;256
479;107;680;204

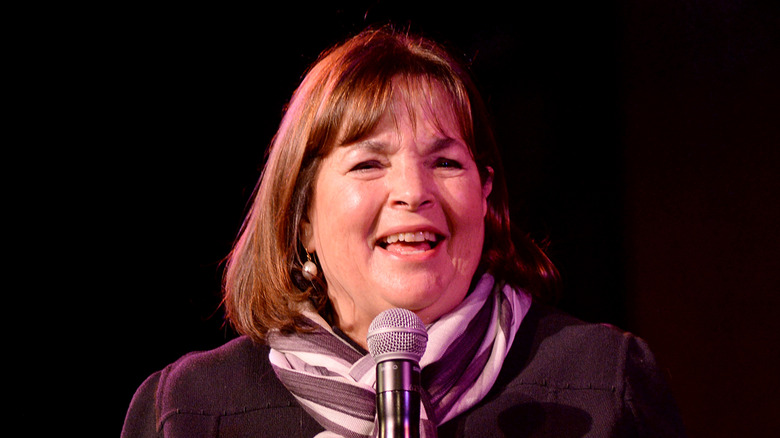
343;139;387;152
430;137;458;153
344;136;458;153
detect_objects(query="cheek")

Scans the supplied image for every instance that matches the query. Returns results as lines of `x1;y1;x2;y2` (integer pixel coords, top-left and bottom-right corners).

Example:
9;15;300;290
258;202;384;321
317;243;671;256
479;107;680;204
310;178;379;250
453;176;490;224
318;185;369;223
445;179;489;255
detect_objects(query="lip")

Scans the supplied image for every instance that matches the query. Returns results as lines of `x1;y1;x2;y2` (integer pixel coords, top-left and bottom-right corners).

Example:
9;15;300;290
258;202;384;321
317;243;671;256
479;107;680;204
374;225;448;246
373;225;448;260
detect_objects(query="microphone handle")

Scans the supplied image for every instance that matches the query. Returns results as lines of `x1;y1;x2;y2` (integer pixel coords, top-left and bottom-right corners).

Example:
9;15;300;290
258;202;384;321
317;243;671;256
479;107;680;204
376;360;421;438
377;390;420;438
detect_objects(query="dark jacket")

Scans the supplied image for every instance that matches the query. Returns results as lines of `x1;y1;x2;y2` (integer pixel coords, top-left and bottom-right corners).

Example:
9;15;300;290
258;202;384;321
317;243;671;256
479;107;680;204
121;303;685;437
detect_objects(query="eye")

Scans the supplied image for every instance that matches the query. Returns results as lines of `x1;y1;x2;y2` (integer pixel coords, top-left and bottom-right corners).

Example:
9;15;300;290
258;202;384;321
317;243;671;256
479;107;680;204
349;160;383;172
434;157;464;169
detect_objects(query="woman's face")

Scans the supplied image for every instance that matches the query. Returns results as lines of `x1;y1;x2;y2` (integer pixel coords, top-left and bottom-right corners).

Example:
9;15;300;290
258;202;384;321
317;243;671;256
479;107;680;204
302;85;492;346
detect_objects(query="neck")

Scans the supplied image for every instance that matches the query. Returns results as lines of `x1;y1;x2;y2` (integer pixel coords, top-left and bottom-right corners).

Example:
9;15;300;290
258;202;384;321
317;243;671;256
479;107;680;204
331;324;369;355
330;310;371;350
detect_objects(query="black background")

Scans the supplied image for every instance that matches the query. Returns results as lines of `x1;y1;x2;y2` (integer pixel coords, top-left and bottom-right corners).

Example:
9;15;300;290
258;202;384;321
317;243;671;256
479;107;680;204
90;1;779;436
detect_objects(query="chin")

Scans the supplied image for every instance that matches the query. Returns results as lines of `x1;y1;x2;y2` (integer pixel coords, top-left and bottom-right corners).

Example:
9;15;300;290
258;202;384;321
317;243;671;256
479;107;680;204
415;299;463;325
384;286;465;323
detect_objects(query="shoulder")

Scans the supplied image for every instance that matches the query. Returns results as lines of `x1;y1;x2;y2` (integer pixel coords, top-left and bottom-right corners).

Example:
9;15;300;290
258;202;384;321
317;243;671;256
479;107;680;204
122;336;324;437
502;301;642;388
465;301;686;437
156;336;291;415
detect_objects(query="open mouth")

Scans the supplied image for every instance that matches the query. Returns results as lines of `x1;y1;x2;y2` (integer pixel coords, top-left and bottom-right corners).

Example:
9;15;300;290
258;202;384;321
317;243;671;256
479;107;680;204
377;231;443;254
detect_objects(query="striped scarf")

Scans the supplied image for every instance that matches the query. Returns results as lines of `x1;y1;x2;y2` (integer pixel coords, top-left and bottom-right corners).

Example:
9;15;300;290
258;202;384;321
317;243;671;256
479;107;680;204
267;273;532;437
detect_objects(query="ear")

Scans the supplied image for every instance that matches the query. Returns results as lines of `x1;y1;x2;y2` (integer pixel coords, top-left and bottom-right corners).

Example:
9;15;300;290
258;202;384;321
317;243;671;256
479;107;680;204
482;166;494;217
300;218;316;252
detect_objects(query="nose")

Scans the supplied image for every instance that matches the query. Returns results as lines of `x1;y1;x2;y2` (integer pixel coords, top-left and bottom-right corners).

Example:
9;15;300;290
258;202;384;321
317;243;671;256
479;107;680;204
387;161;435;211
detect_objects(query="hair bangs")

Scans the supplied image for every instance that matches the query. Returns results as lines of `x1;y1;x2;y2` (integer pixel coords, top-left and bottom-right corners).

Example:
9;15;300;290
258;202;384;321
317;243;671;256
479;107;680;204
323;73;475;162
312;32;475;156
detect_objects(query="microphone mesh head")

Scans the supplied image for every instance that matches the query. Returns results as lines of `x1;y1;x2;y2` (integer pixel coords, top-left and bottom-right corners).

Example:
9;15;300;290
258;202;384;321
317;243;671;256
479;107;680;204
367;308;428;363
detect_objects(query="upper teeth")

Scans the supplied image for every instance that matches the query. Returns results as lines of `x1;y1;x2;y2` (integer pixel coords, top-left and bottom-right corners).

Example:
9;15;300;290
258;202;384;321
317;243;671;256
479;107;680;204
383;231;437;244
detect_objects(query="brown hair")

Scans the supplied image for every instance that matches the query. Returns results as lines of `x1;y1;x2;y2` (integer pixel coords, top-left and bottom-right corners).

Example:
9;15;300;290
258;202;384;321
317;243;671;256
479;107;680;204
223;26;559;343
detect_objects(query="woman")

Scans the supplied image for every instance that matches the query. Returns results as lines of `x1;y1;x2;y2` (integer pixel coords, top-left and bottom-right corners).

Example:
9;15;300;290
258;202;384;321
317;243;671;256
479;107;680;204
122;27;685;437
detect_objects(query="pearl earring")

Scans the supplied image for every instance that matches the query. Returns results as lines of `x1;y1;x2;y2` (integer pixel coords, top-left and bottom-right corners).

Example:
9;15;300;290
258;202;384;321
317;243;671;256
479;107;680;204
302;252;318;281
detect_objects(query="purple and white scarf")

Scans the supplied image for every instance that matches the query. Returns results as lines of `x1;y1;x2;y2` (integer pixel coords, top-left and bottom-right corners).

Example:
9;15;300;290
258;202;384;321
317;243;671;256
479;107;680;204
267;273;532;437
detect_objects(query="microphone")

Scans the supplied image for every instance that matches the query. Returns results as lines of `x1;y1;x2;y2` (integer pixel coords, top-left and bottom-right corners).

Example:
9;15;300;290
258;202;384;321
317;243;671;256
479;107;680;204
367;308;428;438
